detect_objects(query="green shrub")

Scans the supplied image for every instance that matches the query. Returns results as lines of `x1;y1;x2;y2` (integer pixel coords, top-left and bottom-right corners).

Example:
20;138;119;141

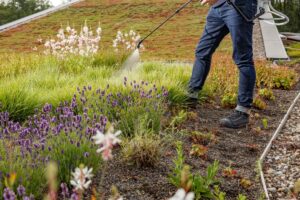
256;63;299;89
258;88;275;101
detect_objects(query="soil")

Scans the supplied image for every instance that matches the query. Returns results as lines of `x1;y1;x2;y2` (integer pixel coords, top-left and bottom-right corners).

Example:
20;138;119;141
90;65;300;200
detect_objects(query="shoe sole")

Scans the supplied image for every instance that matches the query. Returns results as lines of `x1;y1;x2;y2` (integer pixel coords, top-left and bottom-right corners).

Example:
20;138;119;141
220;123;248;129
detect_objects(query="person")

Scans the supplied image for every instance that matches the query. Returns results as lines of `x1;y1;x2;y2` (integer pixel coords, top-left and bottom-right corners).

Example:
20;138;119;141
188;0;258;129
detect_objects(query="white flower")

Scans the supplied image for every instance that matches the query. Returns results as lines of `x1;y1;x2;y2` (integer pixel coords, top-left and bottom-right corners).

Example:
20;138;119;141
169;189;195;200
66;26;71;32
92;129;121;160
70;166;93;191
108;197;124;200
96;27;102;35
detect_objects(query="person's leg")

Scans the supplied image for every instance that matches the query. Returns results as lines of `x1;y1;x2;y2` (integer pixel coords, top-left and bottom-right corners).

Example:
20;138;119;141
220;2;257;128
188;6;229;99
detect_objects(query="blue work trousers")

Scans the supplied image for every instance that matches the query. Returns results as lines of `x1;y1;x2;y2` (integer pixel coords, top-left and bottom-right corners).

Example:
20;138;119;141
189;1;258;108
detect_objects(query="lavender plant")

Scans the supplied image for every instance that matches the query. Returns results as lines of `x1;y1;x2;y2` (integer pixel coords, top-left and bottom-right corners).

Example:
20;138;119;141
0;100;104;198
0;78;168;198
76;78;168;137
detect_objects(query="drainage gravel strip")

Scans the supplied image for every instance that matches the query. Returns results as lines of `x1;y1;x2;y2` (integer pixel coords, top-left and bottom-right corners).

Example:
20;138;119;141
259;92;300;200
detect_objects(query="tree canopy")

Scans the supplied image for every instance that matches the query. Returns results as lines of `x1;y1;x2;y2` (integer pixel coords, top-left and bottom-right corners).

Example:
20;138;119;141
0;0;51;25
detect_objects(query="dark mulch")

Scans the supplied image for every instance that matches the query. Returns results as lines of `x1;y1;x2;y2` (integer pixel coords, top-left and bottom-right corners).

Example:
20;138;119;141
91;73;300;200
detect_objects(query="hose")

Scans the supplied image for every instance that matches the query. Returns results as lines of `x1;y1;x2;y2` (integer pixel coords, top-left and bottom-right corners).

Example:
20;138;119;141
259;0;289;26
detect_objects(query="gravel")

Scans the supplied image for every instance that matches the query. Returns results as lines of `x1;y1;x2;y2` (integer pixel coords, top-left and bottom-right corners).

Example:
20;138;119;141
264;96;300;199
253;20;266;60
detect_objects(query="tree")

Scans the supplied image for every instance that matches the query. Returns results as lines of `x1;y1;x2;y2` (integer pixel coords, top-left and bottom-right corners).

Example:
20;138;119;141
0;0;51;25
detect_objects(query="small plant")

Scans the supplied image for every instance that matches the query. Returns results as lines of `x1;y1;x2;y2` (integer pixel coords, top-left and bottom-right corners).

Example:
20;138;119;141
240;178;252;189
169;142;221;200
291;179;300;199
190;144;208;158
169;188;195;200
169;110;188;133
253;97;267;110
121;133;163;167
258;88;275;101
222;166;237;178
221;93;237;108
237;194;247;200
190;131;216;145
169;142;185;188
262;118;268;129
256;63;299;90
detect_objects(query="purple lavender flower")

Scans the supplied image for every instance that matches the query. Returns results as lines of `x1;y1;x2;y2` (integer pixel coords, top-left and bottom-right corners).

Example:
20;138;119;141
70;192;79;200
3;188;16;200
60;183;70;198
84;152;89;157
17;185;26;197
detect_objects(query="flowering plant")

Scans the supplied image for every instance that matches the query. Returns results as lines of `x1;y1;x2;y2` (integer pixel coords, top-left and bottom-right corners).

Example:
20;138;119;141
70;165;93;191
44;22;102;58
92;128;122;161
169;189;195;200
112;30;144;52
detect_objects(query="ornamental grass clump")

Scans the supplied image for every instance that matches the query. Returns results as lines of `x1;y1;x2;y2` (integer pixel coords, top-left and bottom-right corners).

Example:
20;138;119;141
121;133;163;168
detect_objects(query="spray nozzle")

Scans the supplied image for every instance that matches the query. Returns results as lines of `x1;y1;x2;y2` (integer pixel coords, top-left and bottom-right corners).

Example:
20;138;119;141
136;40;143;49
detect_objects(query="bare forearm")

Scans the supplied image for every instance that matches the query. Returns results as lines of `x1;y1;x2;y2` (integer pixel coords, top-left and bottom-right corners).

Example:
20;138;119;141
200;0;219;6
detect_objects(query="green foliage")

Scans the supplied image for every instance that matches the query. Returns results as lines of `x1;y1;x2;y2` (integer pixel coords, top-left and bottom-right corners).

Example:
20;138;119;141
0;131;101;198
221;93;237;108
256;63;299;90
169;110;188;133
258;88;275;101
253;97;267;110
83;85;165;137
42;132;102;184
0;141;45;198
237;194;247;200
190;131;216;146
121;133;163;167
0;86;40;121
192;161;219;199
169;142;185;188
169;142;221;200
92;52;128;69
262;118;268;129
